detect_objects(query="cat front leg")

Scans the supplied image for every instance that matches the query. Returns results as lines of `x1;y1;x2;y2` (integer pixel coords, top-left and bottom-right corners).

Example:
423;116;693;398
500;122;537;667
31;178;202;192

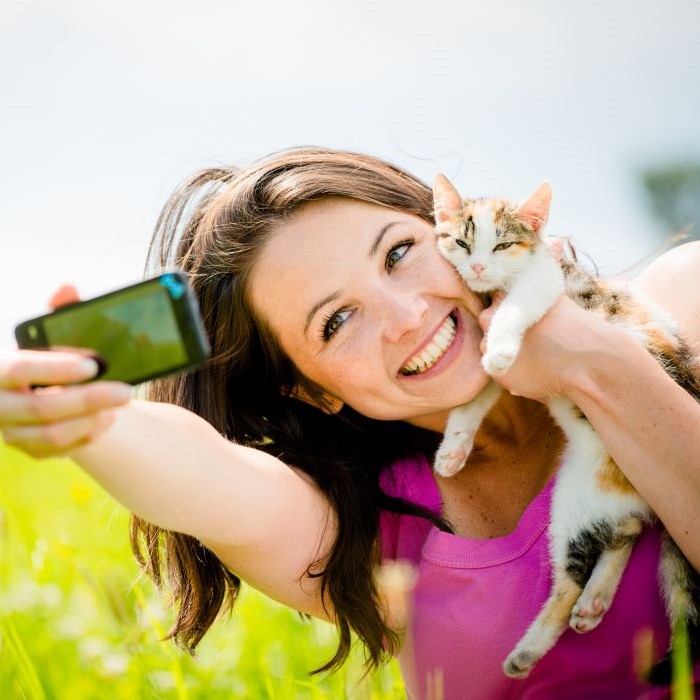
481;256;564;376
480;294;535;375
570;517;643;633
434;381;502;476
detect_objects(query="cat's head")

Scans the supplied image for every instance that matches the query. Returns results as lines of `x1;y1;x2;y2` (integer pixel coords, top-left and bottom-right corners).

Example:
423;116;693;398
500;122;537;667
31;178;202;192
433;174;552;292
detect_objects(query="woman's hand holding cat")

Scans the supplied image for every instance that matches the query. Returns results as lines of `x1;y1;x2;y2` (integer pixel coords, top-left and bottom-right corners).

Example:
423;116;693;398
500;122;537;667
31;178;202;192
479;293;619;403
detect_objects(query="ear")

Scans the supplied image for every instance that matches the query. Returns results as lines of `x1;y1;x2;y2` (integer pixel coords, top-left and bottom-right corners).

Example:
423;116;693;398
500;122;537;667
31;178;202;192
287;384;344;415
515;182;552;234
433;173;462;223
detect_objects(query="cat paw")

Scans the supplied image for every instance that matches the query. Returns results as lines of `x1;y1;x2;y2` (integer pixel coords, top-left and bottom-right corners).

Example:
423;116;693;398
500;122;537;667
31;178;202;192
503;649;537;679
434;444;469;477
482;347;517;376
434;432;474;476
570;595;609;633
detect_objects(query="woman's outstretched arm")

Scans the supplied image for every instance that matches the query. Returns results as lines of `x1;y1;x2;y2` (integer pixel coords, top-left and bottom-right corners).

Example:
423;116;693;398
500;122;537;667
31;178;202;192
0;352;335;619
71;399;336;619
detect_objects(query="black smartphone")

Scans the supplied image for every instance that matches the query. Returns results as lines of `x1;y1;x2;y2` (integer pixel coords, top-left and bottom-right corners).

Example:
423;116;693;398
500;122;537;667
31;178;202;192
15;271;211;385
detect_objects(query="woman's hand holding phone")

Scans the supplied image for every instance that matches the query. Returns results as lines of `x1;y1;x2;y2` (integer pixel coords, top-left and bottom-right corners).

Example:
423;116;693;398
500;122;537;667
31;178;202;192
0;286;132;458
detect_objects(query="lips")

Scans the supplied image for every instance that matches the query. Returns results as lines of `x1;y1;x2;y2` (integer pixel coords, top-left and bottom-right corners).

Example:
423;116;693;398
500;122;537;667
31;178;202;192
400;313;457;375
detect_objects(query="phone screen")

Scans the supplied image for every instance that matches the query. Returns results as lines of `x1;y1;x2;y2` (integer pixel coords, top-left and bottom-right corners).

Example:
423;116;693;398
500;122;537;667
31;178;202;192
42;280;189;382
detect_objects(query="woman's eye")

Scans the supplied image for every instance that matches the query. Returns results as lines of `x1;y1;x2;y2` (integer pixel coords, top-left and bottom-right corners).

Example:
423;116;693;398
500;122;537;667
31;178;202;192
385;240;413;271
322;309;351;341
493;242;514;252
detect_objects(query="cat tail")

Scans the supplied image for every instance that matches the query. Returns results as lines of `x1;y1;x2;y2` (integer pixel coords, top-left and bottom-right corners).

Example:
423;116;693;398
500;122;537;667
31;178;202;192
646;531;700;686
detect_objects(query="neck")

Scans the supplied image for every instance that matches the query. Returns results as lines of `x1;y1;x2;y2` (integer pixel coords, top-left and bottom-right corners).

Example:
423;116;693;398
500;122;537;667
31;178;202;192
470;392;562;477
435;393;564;538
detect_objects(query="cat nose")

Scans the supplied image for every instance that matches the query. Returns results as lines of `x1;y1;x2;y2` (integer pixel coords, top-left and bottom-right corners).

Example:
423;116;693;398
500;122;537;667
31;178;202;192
471;263;486;277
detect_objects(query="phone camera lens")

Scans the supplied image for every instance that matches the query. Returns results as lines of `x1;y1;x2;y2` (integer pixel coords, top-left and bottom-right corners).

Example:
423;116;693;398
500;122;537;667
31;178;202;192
160;274;185;300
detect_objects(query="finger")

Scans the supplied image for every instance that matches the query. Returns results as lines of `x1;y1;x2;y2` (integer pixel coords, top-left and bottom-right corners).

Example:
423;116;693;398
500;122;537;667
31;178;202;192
478;306;495;332
478;292;506;331
462;290;485;320
0;351;100;390
0;382;132;425
49;285;80;310
1;409;117;458
543;235;564;262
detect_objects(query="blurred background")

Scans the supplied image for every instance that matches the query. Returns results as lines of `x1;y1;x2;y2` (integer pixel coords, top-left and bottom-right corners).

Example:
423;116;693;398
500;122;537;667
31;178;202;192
1;0;699;348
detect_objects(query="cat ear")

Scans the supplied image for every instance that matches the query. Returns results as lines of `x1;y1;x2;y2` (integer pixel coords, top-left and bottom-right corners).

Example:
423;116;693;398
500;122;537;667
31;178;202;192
433;173;462;223
515;182;552;234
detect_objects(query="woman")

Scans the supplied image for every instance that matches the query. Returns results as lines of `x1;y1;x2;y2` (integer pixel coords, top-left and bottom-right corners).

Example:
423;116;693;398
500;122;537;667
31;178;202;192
1;148;699;698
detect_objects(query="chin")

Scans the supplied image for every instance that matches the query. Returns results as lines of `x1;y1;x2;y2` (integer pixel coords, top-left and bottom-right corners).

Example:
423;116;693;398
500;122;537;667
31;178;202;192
467;279;497;293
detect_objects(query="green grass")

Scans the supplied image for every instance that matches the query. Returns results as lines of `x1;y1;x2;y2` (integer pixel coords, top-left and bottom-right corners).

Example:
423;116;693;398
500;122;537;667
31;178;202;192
4;441;695;698
0;444;405;699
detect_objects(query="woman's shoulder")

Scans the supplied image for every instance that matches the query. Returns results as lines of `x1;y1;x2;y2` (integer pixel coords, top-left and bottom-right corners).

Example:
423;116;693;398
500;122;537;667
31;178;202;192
634;240;700;285
630;240;700;350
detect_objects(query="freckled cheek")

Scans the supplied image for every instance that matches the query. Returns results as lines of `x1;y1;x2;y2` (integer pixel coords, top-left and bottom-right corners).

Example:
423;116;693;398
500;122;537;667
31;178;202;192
418;257;464;295
328;342;381;394
295;339;382;401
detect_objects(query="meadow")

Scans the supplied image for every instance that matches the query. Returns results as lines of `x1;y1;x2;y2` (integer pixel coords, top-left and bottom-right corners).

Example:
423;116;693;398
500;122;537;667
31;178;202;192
0;444;405;699
2;442;695;700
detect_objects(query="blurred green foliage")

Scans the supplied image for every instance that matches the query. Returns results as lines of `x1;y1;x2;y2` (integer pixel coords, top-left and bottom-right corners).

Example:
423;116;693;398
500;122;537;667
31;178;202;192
0;445;404;699
642;163;700;240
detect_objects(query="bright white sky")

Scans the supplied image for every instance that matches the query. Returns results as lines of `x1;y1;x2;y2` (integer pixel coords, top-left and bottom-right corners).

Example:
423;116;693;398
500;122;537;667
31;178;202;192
1;0;699;349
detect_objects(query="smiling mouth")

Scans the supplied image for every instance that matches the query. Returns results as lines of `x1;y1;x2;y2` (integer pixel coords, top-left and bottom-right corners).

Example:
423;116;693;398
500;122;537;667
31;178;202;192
400;313;457;376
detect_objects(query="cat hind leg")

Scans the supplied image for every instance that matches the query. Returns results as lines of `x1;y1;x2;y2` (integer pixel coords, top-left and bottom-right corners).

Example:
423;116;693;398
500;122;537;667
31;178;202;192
503;570;582;678
504;518;617;678
570;517;643;633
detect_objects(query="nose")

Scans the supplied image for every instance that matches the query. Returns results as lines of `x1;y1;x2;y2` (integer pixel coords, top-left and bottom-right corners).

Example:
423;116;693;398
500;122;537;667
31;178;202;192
471;263;485;277
376;289;428;343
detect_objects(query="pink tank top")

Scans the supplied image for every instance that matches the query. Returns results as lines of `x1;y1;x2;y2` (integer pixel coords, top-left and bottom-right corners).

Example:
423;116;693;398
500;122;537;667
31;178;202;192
379;454;698;699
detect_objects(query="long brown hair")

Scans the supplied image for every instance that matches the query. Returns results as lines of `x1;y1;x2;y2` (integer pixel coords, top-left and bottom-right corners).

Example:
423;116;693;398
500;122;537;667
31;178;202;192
132;147;450;673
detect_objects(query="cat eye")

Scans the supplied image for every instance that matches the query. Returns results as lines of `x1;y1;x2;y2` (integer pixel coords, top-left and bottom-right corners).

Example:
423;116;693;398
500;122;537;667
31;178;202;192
456;239;471;253
493;242;515;252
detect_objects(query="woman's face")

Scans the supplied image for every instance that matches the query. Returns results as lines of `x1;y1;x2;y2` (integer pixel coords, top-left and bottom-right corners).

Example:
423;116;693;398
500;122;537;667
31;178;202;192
249;198;489;431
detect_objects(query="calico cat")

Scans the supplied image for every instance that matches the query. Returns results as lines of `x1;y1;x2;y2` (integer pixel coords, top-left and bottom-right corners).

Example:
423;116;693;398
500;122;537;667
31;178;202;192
432;173;700;683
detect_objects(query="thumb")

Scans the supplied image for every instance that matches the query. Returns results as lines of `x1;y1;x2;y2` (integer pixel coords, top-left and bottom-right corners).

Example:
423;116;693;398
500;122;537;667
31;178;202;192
49;285;80;310
478;291;506;331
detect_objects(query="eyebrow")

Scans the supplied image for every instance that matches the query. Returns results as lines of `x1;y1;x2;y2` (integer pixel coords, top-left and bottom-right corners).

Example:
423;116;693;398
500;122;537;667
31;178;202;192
303;290;341;337
368;221;401;258
303;221;402;337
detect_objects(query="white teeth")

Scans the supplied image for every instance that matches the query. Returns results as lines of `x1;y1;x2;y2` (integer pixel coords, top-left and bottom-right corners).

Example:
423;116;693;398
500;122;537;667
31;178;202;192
401;315;456;375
